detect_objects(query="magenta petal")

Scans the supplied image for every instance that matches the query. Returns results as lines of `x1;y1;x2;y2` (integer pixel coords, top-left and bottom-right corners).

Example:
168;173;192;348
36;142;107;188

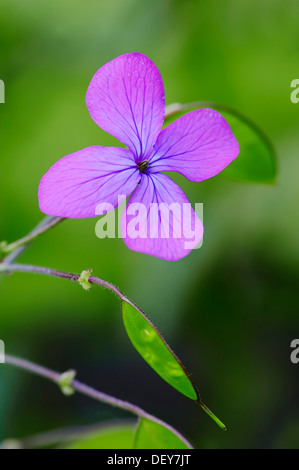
121;173;204;261
38;146;140;218
86;53;165;159
149;109;239;182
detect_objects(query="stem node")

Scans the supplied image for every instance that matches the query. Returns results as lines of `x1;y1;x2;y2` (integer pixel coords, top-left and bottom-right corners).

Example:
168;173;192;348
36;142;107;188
58;369;77;396
78;269;93;291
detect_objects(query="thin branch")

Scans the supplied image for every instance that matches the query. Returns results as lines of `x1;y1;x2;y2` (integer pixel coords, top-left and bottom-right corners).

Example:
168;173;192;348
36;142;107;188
2;264;193;446
164;101;275;163
1;216;64;264
164;101;235;119
0;262;226;431
5;355;61;382
0;262;130;303
4;354;193;449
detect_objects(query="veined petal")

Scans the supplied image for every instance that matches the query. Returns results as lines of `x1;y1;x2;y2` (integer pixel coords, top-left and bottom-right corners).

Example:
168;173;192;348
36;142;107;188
38;146;139;218
149;109;239;181
121;173;203;261
86;53;165;160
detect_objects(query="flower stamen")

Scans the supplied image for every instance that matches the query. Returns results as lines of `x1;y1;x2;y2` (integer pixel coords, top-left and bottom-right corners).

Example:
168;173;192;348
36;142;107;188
137;160;149;173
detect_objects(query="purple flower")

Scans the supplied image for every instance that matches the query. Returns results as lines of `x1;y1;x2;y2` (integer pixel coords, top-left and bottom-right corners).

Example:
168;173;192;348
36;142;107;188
39;53;239;261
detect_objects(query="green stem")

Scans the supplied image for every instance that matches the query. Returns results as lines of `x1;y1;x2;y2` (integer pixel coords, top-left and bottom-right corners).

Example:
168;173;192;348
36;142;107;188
198;400;227;431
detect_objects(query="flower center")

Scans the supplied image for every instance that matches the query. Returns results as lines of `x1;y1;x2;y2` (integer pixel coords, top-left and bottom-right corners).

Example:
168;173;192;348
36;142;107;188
137;159;149;173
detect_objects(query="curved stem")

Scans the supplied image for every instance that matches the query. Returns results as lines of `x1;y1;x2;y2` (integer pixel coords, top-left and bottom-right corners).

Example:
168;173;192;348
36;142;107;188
0;262;128;302
5;355;61;382
5;354;193;449
1;216;64;264
0;262;226;431
164;101;239;119
164;101;274;158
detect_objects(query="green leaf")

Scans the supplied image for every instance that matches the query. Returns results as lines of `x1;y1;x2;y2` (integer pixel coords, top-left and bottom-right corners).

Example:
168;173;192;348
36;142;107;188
164;102;276;184
121;300;226;430
121;300;198;401
65;423;135;449
65;419;192;450
134;418;191;449
218;109;276;183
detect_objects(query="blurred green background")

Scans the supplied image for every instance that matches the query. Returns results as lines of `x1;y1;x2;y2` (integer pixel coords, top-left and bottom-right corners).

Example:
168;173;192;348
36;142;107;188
0;0;298;449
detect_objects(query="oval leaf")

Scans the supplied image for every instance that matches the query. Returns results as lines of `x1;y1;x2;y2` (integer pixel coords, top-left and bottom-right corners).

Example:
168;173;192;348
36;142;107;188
65;422;135;449
134;418;192;449
121;300;198;401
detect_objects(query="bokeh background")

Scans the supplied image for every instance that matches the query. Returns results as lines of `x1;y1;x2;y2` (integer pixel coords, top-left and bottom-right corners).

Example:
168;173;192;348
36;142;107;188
0;0;298;449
